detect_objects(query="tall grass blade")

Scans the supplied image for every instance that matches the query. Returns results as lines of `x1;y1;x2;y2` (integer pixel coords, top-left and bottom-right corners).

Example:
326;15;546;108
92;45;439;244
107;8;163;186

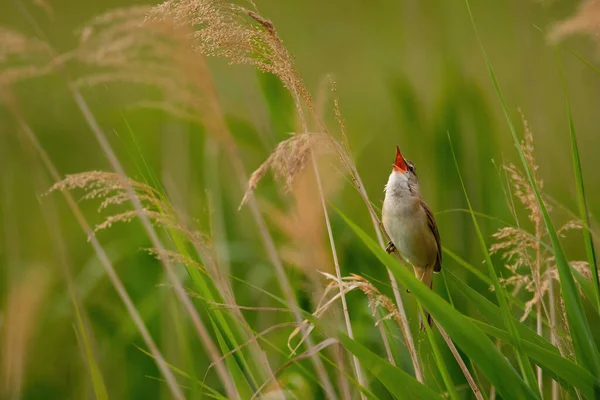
570;50;600;76
72;298;109;400
448;273;599;397
471;320;600;399
446;271;557;352
7;106;185;399
464;0;600;376
419;305;460;400
336;208;538;400
442;248;492;286
447;132;538;390
136;345;228;400
555;50;600;311
121;135;262;394
336;333;442;399
438;273;486;400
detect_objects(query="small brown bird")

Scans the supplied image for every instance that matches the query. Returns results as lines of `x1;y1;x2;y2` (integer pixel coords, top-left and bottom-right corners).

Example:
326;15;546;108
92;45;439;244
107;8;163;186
382;145;442;330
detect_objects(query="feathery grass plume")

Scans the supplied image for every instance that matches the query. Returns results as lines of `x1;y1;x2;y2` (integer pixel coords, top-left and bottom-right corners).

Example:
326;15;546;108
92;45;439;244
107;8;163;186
47;171;237;301
147;0;312;115
490;114;589;324
145;248;207;273
239;133;334;208
72;6;339;394
288;273;404;354
548;0;600;49
72;6;218;126
75;4;347;216
47;171;160;207
73;1;407;391
149;0;335;208
0;28;56;87
47;171;206;244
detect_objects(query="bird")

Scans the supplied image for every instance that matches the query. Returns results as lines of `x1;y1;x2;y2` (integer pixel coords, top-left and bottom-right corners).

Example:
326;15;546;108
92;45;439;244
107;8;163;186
382;145;442;330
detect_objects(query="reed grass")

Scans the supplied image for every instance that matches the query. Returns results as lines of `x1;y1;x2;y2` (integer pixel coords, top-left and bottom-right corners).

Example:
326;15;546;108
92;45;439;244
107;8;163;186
2;0;600;398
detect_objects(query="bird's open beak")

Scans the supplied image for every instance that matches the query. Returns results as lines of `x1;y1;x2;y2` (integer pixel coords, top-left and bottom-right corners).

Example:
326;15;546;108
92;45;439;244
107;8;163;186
392;145;408;173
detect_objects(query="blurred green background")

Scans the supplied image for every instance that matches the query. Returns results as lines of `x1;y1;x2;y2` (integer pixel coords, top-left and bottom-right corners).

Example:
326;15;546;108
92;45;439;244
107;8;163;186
1;0;599;398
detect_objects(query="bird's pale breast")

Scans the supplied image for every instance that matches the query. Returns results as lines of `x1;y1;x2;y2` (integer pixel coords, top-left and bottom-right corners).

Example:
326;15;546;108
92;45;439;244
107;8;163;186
382;197;437;270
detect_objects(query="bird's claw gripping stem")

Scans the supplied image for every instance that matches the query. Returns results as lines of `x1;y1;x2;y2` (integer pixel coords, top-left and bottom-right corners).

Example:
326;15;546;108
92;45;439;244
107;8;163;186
385;241;396;254
385;241;410;292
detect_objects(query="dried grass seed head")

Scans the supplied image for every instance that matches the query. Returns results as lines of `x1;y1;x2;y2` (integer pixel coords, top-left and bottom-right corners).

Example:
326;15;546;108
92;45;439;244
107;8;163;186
48;171;211;250
491;115;591;321
288;273;400;354
490;226;537;274
148;0;311;106
239;133;336;208
49;171;170;233
73;6;215;124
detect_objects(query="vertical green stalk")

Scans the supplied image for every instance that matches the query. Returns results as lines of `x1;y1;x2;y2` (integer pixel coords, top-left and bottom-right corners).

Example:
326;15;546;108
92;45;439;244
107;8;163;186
464;0;600;377
447;132;538;392
555;50;600;312
419;305;460;400
441;270;488;400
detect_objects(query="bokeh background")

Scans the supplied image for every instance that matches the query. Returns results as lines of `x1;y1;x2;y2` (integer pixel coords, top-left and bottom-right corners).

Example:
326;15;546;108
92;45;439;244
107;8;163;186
1;0;599;398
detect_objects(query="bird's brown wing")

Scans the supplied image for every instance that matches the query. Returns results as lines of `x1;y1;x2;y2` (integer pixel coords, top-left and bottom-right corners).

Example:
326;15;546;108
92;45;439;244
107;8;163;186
421;200;442;272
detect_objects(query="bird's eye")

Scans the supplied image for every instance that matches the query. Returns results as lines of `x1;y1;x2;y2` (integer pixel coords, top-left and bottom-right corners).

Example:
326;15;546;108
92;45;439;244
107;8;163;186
407;161;416;172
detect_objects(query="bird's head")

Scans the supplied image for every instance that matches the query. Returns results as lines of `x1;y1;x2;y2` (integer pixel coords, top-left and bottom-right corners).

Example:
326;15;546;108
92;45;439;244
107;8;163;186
386;145;419;196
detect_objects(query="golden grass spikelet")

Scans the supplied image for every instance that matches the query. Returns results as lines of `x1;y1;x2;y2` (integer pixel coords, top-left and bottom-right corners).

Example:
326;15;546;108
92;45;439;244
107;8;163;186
48;171;211;250
145;248;206;273
288;273;401;355
48;171;177;236
0;29;49;62
239;133;333;209
491;114;590;322
72;7;213;125
490;226;537;274
94;209;176;235
48;171;158;201
80;5;152;32
502;110;549;226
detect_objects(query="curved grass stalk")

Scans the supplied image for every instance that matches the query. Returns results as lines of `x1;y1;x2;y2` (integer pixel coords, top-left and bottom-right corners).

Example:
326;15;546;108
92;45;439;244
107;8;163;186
289;77;366;394
5;102;185;400
464;0;600;378
40;188;109;400
9;1;240;395
317;98;422;381
448;130;538;392
436;279;485;400
203;94;338;400
349;166;423;382
420;309;459;400
556;50;600;312
310;151;367;395
327;93;423;381
69;87;239;398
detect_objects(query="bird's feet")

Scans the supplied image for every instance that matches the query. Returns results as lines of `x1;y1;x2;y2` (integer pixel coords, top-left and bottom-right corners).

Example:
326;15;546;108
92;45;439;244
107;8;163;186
385;241;396;254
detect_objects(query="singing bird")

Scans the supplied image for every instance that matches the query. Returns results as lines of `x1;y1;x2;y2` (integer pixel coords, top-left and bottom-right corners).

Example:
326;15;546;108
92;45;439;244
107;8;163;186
382;145;442;330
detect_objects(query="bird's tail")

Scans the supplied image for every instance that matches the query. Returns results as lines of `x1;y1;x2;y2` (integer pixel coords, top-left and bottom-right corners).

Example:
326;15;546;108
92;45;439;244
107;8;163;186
417;268;434;332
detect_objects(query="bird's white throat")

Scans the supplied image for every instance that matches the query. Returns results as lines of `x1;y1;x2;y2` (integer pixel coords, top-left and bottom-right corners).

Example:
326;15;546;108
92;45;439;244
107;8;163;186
384;170;417;199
